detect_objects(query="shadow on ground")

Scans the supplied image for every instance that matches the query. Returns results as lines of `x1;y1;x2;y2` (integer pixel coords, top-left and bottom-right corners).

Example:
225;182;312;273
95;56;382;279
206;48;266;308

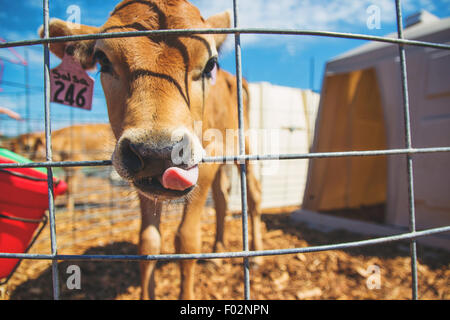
261;212;450;270
9;241;142;300
9;211;450;299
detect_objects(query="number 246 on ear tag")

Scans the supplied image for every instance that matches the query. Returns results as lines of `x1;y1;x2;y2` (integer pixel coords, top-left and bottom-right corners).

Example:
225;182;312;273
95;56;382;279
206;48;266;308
50;54;94;111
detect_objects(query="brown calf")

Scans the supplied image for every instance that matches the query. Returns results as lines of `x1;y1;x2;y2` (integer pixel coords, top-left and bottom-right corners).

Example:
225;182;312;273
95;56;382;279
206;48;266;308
41;0;262;299
10;123;115;210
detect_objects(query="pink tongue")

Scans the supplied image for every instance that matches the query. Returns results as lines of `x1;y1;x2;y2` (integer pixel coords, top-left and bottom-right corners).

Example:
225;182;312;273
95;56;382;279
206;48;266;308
159;166;199;191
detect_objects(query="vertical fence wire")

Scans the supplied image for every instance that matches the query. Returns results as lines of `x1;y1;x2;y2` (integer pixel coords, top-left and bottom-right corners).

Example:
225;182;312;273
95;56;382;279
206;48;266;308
42;0;60;300
232;0;251;300
395;0;418;300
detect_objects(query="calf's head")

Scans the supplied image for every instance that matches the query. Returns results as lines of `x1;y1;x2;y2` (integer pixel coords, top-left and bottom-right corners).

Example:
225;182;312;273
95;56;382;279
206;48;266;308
10;132;46;161
41;0;230;199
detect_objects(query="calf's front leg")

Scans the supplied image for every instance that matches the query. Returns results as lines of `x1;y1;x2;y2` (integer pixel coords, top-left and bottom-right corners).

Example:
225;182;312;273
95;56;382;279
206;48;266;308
175;164;219;299
138;194;162;300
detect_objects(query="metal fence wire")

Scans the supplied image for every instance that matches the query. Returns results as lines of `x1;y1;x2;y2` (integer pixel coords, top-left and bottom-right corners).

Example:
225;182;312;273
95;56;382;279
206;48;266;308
1;0;450;300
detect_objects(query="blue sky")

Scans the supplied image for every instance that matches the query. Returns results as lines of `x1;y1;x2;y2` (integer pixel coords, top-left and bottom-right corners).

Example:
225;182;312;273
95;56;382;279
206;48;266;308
0;0;449;135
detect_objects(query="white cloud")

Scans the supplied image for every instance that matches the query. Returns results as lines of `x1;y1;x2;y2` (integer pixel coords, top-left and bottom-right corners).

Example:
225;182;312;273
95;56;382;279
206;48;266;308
3;0;444;57
192;0;444;50
191;0;395;52
193;0;397;30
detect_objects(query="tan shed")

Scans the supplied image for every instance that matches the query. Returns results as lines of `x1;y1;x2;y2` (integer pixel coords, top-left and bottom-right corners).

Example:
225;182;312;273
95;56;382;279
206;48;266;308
301;12;450;233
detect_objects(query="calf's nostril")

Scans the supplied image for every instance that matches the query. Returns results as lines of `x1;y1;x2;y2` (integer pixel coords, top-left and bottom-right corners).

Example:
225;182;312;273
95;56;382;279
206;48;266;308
121;139;145;174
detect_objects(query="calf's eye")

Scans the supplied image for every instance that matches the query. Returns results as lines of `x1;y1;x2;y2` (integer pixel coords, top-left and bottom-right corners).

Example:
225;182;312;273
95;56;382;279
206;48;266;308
94;50;112;74
203;57;218;80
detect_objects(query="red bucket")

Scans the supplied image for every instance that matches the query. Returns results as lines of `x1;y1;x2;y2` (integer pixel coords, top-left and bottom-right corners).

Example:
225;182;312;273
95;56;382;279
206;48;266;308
0;153;67;280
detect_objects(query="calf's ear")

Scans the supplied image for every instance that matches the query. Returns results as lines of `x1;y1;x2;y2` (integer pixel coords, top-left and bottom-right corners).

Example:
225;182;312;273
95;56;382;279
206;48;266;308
38;18;100;69
206;10;231;51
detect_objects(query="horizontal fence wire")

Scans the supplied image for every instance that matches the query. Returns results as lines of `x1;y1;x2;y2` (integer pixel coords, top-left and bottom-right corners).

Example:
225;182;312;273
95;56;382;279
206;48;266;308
1;28;450;51
0;0;449;301
1;226;449;261
1;147;450;169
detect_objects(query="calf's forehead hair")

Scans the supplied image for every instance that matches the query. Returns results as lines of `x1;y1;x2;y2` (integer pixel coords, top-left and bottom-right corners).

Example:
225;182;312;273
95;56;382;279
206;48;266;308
105;0;205;31
98;0;216;68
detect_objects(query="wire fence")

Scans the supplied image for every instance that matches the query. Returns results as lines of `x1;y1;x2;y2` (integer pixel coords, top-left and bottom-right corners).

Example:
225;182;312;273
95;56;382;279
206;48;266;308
1;0;450;300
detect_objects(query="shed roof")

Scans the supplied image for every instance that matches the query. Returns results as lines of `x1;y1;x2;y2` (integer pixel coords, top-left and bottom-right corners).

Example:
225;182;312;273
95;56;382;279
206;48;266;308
327;12;450;74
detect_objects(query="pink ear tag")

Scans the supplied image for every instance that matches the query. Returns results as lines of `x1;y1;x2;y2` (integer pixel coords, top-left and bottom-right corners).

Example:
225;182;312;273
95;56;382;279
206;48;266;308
210;63;217;85
50;53;94;110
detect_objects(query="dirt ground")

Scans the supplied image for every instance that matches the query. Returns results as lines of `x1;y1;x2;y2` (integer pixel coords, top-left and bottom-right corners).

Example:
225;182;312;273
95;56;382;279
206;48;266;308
1;175;449;300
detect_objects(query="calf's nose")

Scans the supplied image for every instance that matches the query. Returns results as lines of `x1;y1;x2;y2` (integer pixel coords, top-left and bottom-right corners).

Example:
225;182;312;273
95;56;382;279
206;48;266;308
119;138;172;177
